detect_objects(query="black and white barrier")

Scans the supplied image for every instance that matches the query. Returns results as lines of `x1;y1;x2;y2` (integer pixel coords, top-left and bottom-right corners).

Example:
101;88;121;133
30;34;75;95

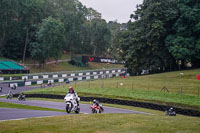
6;68;126;87
0;68;125;81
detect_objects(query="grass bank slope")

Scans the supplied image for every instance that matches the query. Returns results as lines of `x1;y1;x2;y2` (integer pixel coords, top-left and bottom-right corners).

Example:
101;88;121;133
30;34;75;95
0;113;199;133
26;68;200;110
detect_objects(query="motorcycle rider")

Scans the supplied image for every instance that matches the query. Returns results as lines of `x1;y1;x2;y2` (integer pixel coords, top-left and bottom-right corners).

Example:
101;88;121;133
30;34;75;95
7;91;13;99
92;99;104;112
68;86;79;105
166;107;176;116
93;99;99;107
18;92;25;100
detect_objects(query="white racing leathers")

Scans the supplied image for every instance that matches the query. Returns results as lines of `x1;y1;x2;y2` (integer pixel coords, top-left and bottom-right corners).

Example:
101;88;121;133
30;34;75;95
64;93;80;113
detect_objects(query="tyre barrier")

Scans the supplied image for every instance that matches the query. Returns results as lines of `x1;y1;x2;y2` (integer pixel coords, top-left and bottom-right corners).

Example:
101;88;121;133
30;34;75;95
13;94;200;117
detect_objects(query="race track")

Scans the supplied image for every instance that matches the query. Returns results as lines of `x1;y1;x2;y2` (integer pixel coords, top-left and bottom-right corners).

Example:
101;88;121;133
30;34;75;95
0;82;39;96
0;99;151;121
0;108;67;121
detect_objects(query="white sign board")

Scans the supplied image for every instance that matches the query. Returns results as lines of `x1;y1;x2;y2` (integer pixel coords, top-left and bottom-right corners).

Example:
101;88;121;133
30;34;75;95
69;78;73;81
93;72;97;75
33;76;38;79
43;75;48;79
78;77;82;81
22;76;28;80
79;73;83;76
86;72;90;75
62;74;67;77
37;80;43;85
25;82;32;86
53;75;58;78
59;79;64;82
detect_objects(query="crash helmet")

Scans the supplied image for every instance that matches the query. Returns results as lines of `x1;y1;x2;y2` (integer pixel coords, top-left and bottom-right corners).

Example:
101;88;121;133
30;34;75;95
93;99;96;103
68;86;74;92
169;107;173;111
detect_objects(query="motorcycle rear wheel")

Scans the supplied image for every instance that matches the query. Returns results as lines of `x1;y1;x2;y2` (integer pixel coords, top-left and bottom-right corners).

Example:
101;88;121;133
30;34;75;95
75;107;80;114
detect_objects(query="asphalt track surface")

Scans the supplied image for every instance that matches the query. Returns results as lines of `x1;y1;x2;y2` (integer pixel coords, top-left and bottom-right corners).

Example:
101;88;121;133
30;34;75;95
0;98;151;121
0;108;67;121
0;83;151;121
0;82;39;96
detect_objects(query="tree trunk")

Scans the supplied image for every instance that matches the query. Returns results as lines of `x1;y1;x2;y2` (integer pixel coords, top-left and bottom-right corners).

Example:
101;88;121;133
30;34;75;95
0;30;5;46
23;27;29;64
93;45;97;56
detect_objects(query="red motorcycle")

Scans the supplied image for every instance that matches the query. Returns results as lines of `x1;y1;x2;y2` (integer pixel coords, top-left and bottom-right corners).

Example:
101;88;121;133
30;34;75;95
91;103;104;113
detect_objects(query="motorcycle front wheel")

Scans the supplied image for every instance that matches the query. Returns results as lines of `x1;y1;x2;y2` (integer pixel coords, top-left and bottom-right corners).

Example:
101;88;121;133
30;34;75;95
92;109;96;113
66;104;71;113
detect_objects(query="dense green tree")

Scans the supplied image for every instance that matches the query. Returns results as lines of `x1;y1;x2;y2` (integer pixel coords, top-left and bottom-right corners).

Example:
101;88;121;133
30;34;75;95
19;0;43;63
89;19;111;56
108;21;123;59
0;0;43;60
120;0;179;75
0;0;113;62
29;42;44;66
32;17;65;66
0;0;21;58
86;8;102;21
165;0;200;68
55;0;87;55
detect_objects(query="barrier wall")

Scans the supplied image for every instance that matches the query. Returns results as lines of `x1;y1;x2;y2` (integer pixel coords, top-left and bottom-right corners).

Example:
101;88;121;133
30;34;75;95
0;68;125;81
7;68;126;87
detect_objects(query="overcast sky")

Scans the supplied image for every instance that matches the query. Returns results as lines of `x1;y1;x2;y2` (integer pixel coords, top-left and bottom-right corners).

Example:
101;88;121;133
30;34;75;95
79;0;143;23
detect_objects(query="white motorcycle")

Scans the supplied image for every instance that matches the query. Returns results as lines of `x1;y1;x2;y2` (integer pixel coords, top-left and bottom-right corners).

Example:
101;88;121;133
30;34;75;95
64;93;80;114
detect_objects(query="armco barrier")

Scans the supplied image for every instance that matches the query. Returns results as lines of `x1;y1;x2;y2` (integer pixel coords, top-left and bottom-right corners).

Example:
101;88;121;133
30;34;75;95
13;94;200;117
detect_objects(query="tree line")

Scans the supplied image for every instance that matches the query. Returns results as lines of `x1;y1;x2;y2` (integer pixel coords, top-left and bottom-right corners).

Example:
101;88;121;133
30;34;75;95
116;0;200;75
0;0;122;66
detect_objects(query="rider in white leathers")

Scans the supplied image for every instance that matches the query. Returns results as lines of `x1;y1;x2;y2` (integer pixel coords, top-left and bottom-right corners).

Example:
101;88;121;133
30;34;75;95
68;86;79;105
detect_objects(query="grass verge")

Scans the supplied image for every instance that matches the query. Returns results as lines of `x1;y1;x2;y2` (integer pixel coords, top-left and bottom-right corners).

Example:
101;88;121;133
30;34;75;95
25;83;200;110
0;113;199;133
0;101;65;112
2;68;200;111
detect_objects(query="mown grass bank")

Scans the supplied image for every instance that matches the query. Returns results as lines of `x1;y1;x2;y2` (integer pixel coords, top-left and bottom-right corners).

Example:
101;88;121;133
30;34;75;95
25;69;200;110
0;113;200;133
28;62;124;73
